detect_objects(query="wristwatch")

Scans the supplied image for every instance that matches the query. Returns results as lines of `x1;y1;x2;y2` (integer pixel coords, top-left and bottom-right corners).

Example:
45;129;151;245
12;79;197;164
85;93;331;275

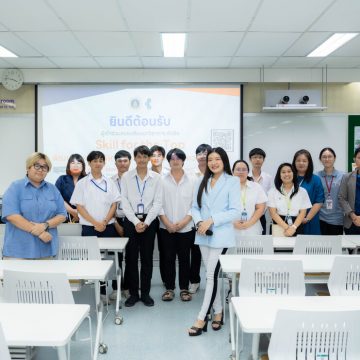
43;222;50;231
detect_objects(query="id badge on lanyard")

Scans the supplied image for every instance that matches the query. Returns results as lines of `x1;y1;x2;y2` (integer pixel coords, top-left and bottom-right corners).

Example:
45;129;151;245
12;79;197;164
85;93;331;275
136;203;144;219
326;196;333;210
240;210;248;221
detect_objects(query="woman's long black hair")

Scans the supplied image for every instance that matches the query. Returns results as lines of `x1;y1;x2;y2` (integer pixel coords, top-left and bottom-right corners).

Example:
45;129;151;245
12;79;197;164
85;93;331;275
274;162;299;199
197;147;232;208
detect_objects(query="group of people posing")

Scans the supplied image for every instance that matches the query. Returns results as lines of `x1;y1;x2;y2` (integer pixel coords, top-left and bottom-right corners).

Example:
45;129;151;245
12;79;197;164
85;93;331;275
1;144;359;336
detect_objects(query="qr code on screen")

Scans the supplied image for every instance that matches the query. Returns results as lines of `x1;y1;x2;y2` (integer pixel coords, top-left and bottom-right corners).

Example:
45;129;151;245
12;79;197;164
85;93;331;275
211;129;234;151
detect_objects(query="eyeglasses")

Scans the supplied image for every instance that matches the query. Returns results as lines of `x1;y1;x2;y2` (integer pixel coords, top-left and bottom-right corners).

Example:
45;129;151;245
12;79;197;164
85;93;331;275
33;163;49;172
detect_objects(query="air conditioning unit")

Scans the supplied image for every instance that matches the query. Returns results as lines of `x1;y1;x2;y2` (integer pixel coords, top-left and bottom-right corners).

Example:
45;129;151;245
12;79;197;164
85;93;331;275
263;90;327;112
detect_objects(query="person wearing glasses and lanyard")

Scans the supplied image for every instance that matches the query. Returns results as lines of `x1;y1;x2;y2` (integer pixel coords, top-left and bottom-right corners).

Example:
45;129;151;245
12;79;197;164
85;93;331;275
248;148;273;234
292;149;325;235
70;150;120;301
110;149;132;300
268;163;312;236
1;152;66;259
316;147;344;235
232;160;267;236
120;145;162;307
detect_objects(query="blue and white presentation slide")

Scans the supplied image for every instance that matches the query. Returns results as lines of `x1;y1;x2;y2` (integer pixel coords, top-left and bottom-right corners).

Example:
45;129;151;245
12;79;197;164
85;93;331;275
38;85;241;183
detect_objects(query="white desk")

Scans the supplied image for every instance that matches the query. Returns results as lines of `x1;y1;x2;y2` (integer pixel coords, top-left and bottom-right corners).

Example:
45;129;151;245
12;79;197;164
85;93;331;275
220;254;360;359
97;237;128;325
0;303;89;360
342;235;360;248
232;296;360;360
0;260;112;357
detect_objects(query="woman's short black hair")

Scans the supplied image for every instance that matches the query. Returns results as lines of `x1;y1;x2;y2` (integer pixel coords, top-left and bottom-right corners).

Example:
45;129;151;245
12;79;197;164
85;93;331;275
319;147;336;160
114;150;131;161
150;145;165;157
134;145;151;157
274;162;299;199
354;147;360;158
195;143;212;155
197;147;232;207
166;148;186;162
292;149;314;183
66;153;86;177
232;159;253;181
87;151;105;162
249;148;266;158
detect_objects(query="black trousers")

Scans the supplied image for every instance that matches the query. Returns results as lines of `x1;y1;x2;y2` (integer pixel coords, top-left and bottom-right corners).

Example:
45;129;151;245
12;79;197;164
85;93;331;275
344;223;360;235
159;228;194;290
260;214;266;235
123;217;157;296
155;218;166;283
189;238;201;284
82;223;122;293
320;220;343;235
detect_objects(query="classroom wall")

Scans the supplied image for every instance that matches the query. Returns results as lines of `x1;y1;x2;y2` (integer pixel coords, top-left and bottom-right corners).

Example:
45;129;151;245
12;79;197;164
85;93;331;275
0;81;359;194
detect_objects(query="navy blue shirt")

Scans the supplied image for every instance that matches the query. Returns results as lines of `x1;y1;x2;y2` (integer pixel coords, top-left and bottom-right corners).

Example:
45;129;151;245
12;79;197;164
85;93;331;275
55;174;78;208
1;176;67;258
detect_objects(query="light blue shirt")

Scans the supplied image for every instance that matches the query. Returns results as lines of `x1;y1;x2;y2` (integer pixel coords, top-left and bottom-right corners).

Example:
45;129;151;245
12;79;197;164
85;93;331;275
191;173;241;249
1;177;67;258
316;169;344;226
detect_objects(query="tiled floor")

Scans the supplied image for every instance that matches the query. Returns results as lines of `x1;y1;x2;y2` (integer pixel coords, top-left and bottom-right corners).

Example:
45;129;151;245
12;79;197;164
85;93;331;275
35;269;255;360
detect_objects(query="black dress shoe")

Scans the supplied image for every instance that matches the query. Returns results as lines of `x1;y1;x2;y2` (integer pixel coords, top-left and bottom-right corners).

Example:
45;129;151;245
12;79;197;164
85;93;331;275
141;294;155;307
125;295;139;307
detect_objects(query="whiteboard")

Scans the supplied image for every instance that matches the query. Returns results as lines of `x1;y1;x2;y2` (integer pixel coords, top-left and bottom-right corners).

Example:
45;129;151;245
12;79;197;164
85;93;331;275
0;114;35;195
243;113;347;177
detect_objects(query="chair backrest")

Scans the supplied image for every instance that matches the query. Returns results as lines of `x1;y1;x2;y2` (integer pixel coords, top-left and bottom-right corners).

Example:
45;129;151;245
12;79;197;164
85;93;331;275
328;256;360;296
239;258;305;296
293;235;342;255
0;323;11;360
57;236;101;260
235;235;273;255
57;223;82;236
268;309;360;360
3;270;74;304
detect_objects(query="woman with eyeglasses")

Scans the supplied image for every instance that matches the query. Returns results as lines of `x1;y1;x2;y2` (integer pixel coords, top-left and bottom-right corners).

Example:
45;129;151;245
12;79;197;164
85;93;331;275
1;152;67;259
316;148;344;235
55;153;86;222
292;149;325;235
232;160;267;235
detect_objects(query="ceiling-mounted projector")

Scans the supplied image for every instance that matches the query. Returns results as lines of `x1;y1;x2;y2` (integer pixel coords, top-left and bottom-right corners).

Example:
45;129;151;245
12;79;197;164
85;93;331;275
280;96;290;104
299;95;309;104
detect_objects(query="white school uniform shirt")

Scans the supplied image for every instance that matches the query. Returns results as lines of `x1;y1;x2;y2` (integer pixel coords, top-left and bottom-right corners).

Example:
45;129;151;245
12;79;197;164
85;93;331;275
70;173;121;226
249;170;273;194
235;180;268;235
111;174;125;218
267;187;312;216
159;171;197;233
121;168;162;226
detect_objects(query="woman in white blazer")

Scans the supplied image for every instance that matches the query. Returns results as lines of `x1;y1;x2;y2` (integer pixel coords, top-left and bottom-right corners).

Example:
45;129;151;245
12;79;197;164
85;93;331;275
188;147;241;336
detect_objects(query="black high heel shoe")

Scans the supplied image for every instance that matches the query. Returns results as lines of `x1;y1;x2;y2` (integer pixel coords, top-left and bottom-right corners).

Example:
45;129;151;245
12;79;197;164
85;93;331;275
188;319;208;336
211;312;224;331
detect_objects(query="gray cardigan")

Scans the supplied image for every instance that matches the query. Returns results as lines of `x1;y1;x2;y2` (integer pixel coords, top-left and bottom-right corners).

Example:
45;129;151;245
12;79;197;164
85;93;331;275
338;171;357;229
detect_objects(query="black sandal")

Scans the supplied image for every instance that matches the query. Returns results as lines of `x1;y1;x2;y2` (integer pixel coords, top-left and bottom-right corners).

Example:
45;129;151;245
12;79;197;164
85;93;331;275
180;290;192;302
161;290;174;301
188;320;208;336
211;312;224;331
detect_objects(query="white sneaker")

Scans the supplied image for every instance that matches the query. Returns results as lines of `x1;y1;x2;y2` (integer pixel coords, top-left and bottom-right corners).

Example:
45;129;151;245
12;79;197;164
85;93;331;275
189;283;200;294
109;290;118;301
100;294;111;305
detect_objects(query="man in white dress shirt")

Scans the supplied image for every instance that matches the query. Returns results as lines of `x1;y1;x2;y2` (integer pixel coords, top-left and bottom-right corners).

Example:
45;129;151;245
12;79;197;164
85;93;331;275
121;145;162;307
149;145;168;286
249;148;273;235
110;149;131;299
